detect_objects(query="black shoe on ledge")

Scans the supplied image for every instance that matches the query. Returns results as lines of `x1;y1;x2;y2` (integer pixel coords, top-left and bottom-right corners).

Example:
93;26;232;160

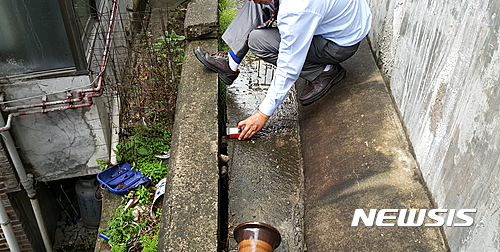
299;64;346;105
193;47;239;85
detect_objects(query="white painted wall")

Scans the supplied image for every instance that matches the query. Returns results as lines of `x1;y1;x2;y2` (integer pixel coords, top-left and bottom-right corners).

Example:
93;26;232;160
367;0;500;250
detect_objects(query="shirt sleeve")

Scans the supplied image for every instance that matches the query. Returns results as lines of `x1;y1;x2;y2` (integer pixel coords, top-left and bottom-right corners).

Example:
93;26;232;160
259;11;322;116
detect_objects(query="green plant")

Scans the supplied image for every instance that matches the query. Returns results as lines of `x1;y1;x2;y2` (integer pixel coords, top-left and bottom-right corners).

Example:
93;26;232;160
114;136;151;161
147;30;185;89
136;160;167;183
135;185;153;206
218;0;238;51
97;158;109;171
114;123;171;183
100;184;161;251
152;30;186;65
103;204;146;252
141;234;159;252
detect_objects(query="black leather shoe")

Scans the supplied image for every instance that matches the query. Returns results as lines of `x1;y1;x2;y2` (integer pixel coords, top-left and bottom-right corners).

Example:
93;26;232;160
193;47;239;85
299;64;346;105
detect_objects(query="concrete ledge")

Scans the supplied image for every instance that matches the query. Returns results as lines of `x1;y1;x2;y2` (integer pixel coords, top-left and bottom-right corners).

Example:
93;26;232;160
158;39;220;251
184;0;218;40
298;40;448;251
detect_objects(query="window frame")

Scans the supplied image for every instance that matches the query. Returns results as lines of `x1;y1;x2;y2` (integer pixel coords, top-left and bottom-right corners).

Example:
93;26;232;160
0;0;94;81
58;0;88;75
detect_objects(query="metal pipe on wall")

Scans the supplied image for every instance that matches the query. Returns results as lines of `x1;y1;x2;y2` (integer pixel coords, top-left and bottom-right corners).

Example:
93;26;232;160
0;199;20;252
0;115;53;252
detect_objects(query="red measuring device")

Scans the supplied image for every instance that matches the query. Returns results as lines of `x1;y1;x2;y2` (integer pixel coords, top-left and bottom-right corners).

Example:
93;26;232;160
226;126;244;139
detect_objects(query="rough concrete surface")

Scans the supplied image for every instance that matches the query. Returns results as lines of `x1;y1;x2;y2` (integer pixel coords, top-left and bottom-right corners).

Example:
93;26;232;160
367;0;500;250
184;0;218;40
298;39;448;251
158;39;220;252
226;55;304;252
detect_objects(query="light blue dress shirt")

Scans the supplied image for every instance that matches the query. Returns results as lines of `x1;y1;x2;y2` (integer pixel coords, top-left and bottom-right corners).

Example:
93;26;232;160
259;0;372;116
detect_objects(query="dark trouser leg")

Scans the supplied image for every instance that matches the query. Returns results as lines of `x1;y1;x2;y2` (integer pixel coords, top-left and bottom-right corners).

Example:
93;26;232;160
247;28;361;81
221;1;275;59
301;36;360;81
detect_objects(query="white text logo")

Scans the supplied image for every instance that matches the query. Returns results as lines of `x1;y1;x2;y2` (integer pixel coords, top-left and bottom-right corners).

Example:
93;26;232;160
351;209;476;227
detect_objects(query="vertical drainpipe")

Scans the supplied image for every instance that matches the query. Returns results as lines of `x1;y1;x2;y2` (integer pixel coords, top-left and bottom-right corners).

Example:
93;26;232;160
0;199;20;252
0;116;53;252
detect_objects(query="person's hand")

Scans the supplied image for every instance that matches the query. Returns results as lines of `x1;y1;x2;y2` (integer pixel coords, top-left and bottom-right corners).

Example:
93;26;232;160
237;110;270;140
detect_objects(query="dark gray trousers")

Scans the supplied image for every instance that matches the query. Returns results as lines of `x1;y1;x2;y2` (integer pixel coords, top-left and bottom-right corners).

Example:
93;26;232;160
222;1;360;81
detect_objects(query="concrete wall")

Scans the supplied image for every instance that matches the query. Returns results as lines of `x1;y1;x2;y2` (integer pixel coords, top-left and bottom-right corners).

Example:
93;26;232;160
367;0;500;251
1;76;110;181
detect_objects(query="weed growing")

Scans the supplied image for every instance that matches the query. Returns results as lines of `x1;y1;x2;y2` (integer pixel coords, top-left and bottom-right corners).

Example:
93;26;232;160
104;203;145;252
150;30;186;89
134;183;154;206
152;30;186;65
218;0;238;51
115;123;171;182
97;158;109;171
140;233;159;252
218;0;237;113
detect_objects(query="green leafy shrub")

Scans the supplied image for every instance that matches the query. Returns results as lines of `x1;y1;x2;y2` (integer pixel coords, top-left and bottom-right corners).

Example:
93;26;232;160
152;30;186;65
114;123;171;183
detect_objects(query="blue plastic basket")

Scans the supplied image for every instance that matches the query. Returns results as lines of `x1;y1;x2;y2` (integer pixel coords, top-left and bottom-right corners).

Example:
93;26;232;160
97;163;149;194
